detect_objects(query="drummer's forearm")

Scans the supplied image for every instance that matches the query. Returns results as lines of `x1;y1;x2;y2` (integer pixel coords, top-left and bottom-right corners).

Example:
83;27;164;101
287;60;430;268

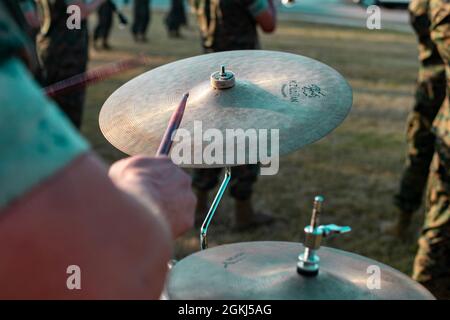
0;153;172;299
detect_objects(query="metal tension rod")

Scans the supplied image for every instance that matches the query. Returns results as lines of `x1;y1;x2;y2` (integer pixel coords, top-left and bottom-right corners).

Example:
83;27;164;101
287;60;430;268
200;167;232;250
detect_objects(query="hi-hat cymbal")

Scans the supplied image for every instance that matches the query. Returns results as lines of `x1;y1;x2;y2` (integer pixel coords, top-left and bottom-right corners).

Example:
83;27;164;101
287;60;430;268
166;242;434;300
99;50;352;167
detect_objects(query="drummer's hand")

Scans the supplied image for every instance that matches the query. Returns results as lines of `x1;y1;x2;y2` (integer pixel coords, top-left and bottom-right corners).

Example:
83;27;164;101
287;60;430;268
109;156;196;238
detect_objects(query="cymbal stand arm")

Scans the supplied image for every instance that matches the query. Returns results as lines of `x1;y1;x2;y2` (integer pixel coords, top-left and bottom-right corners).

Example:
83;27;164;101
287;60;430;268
200;167;231;250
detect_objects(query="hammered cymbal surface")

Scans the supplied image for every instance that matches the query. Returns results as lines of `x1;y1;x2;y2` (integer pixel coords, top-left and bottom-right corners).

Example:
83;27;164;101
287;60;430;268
99;50;353;167
167;242;434;300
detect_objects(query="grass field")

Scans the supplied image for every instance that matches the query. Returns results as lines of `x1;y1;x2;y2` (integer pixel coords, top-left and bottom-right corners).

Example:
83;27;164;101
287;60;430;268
82;10;421;274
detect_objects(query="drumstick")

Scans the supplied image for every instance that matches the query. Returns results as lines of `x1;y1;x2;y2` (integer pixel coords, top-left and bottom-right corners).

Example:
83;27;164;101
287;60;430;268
156;93;189;156
43;55;148;97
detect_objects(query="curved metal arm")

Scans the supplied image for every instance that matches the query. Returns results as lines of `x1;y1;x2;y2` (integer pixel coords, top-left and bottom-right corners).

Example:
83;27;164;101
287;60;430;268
200;167;231;250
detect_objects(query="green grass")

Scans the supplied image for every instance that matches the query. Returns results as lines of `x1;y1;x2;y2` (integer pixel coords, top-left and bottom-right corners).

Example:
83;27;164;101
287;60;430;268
82;11;421;274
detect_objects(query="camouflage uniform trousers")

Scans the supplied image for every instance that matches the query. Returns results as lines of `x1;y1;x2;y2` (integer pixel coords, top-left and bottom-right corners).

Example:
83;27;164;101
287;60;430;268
192;4;262;201
191;0;262;51
413;0;450;299
192;165;260;201
413;138;450;299
395;0;447;214
94;1;114;43
165;0;187;33
132;0;151;37
38;24;89;129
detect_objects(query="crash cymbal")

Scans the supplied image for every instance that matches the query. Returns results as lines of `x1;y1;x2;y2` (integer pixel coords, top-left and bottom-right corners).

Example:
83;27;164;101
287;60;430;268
99;50;352;167
166;241;434;300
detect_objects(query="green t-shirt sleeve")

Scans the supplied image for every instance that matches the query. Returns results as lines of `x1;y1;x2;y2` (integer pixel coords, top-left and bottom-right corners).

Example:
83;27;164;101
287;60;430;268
248;0;269;17
0;58;89;209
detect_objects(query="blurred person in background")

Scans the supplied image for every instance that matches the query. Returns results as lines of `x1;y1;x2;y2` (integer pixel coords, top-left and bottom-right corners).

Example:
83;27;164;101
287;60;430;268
132;0;151;42
37;0;106;129
165;0;187;38
411;0;450;300
93;0;116;50
190;0;277;230
390;0;446;238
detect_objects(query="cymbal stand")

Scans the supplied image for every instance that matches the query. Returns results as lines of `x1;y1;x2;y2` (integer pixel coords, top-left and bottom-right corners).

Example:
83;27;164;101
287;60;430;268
297;196;351;276
199;65;235;250
200;167;231;250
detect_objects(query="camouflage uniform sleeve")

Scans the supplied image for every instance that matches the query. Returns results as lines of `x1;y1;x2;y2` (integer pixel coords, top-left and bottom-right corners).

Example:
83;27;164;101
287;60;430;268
429;0;450;144
246;0;269;17
412;0;450;300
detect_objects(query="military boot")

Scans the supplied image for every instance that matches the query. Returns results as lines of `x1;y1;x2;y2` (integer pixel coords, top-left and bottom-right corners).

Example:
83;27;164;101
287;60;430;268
234;199;274;231
195;189;209;227
385;210;413;238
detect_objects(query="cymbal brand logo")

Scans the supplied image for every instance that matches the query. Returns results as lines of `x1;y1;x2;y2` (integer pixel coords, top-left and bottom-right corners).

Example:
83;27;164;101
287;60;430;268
223;252;246;269
281;80;300;103
302;84;325;98
282;81;326;102
170;121;279;175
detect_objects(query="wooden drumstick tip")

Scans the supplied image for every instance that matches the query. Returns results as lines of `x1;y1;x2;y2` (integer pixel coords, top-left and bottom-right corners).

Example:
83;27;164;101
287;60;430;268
156;92;190;156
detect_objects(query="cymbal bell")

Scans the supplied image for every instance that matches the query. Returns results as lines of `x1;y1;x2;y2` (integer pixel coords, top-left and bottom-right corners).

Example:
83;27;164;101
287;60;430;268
166;241;434;300
99;50;353;167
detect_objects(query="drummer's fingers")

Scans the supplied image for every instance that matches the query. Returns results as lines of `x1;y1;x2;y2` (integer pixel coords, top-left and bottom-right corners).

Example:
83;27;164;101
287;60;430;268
184;188;197;213
175;168;193;189
109;155;169;179
174;192;196;235
148;157;193;188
